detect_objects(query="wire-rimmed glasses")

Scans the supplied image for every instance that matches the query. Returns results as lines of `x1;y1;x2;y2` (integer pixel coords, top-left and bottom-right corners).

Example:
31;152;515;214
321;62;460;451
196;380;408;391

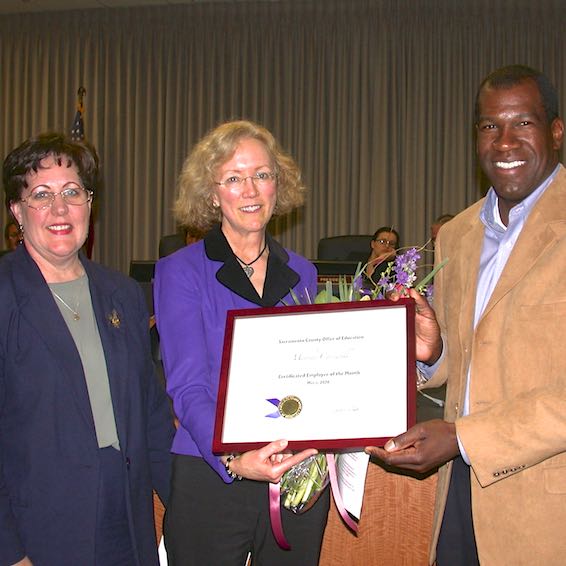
214;171;277;189
375;238;397;247
21;186;93;210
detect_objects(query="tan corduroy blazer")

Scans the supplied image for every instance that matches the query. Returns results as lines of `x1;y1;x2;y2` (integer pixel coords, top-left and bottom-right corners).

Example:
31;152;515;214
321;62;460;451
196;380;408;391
425;165;566;565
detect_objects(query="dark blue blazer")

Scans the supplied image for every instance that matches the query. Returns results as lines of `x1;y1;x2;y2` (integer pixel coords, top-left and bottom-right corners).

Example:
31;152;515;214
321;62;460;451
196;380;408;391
0;246;174;566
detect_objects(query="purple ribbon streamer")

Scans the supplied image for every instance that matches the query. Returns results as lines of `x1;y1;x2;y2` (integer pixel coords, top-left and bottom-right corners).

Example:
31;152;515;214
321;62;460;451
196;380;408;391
266;398;280;418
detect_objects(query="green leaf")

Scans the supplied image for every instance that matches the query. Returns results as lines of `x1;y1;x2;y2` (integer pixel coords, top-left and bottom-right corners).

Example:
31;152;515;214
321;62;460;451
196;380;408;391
315;280;331;304
326;278;333;299
415;257;449;293
338;276;348;301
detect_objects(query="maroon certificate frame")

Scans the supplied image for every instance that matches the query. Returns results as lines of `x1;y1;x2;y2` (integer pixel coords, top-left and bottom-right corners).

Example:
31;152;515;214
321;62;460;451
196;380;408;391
212;298;416;454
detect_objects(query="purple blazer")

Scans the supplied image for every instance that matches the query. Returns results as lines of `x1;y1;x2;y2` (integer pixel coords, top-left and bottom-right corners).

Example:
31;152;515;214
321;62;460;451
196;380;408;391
154;225;317;482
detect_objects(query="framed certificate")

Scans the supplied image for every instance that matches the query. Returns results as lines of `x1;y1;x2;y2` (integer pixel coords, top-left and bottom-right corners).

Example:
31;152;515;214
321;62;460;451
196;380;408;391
212;298;416;453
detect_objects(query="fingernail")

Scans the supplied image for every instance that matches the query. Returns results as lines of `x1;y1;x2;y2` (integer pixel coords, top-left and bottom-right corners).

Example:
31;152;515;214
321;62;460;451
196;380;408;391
384;440;396;451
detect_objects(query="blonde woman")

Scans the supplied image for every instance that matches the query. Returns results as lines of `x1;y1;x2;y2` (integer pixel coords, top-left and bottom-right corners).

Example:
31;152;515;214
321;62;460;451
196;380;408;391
154;120;329;565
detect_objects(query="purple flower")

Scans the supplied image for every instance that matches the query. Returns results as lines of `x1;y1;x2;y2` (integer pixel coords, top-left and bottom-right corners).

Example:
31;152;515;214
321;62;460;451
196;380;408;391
352;274;363;294
378;275;394;292
395;249;420;273
425;284;434;298
361;245;439;300
396;269;410;287
389;248;420;292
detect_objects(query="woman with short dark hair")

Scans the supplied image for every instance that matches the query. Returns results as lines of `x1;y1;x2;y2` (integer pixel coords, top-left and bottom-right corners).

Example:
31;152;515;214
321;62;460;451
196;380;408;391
0;132;174;566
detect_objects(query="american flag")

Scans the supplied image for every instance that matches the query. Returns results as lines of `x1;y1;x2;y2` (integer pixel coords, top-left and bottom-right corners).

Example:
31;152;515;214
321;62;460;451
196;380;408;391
71;86;86;141
70;108;85;141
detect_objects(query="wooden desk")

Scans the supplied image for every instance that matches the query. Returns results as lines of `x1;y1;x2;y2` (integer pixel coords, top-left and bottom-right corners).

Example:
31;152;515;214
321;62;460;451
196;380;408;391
319;463;437;566
154;492;165;543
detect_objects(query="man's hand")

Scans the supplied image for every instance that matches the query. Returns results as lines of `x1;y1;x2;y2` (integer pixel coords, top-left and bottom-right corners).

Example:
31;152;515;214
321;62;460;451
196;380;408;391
412;289;443;364
365;419;458;474
389;288;442;365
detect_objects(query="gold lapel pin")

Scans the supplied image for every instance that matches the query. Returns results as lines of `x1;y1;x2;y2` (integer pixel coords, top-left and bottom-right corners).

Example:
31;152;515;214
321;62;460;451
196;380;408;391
108;309;121;328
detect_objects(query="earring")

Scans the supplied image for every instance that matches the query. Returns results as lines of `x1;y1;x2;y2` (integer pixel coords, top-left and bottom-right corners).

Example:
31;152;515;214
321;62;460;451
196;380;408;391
19;223;24;236
212;202;219;208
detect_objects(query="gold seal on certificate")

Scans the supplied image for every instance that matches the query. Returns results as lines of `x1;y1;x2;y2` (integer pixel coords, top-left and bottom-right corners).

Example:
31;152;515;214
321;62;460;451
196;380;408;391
278;395;302;419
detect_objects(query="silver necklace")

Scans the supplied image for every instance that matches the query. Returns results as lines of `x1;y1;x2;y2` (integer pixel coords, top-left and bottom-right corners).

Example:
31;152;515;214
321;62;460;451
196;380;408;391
50;279;84;321
233;242;268;278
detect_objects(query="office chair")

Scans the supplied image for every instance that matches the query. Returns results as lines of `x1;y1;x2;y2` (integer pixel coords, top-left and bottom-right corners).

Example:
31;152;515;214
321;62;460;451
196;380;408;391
317;235;373;263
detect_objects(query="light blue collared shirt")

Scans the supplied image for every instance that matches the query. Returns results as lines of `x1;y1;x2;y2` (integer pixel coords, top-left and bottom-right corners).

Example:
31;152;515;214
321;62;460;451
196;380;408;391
420;164;560;463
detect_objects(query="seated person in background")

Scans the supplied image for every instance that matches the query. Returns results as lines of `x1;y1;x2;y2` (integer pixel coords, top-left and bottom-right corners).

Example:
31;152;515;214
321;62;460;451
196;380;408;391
430;213;454;248
4;219;22;251
184;226;204;246
159;226;205;258
1;217;23;260
364;226;399;282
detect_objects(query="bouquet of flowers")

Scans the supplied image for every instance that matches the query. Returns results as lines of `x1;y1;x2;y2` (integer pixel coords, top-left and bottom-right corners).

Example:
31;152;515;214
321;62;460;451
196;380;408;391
324;245;445;304
280;453;329;513
280;244;447;515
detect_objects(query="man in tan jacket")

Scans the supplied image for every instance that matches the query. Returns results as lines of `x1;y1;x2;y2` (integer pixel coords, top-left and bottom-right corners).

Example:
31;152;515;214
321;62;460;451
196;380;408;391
366;65;565;565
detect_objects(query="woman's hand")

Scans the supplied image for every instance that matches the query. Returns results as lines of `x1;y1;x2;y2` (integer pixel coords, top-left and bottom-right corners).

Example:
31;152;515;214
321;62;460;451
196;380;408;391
12;558;33;566
225;440;318;483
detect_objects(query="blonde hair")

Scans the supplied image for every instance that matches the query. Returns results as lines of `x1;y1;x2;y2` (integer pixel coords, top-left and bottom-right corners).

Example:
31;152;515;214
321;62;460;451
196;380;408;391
174;120;306;232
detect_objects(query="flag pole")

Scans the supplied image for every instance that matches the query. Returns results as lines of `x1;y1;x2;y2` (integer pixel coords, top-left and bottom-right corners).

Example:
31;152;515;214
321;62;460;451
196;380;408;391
71;86;95;259
77;86;86;113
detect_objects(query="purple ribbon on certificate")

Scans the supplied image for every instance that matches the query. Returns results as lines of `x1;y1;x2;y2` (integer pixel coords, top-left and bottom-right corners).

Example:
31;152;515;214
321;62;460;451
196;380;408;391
265;398;281;418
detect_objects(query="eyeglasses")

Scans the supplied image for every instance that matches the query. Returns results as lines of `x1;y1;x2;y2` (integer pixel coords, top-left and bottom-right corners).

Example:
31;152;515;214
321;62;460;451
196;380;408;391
215;171;277;189
21;186;93;210
375;238;397;247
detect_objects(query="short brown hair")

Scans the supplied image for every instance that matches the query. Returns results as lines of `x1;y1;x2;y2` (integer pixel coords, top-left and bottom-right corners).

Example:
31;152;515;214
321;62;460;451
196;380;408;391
174;120;306;232
3;132;99;212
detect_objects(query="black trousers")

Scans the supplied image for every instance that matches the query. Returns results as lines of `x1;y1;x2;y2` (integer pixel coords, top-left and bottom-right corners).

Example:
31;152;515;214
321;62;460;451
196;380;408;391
95;446;136;566
164;455;330;566
436;456;480;566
